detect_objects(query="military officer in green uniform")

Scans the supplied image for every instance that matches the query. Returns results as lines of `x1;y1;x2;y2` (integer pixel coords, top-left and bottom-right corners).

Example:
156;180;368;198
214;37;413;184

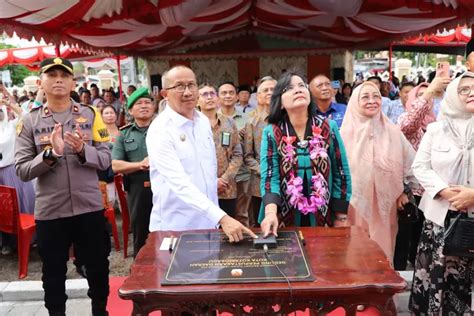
112;87;156;257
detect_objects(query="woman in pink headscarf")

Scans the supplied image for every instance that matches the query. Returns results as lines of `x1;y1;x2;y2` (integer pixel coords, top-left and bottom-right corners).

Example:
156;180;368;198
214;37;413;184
340;81;418;262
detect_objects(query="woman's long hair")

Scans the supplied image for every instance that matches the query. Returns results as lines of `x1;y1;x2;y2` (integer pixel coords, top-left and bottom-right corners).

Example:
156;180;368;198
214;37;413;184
267;70;317;124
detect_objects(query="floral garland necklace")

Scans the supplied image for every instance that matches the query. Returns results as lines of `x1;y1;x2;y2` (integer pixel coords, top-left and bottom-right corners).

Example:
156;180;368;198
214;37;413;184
283;120;328;215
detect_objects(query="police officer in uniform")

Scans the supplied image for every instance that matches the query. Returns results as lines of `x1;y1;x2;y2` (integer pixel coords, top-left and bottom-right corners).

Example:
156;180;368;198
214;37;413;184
112;87;155;257
15;57;111;316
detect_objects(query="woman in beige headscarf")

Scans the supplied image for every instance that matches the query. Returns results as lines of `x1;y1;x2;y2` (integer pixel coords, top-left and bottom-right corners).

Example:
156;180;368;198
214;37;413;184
340;81;417;262
409;72;474;315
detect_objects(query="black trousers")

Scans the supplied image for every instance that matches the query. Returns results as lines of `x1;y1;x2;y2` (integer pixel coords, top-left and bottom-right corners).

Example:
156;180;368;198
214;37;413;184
218;198;236;218
127;183;153;258
393;195;424;270
249;196;262;227
36;211;110;315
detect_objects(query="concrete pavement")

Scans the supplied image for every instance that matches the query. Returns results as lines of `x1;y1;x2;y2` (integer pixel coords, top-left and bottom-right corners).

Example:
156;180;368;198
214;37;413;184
0;279;91;316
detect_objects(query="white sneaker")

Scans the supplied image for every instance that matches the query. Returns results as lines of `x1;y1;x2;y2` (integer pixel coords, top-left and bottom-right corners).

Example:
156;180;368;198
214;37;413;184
1;246;12;255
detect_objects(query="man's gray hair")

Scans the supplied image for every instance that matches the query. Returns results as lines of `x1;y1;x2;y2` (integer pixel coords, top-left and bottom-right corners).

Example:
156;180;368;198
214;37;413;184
161;65;194;89
257;76;277;92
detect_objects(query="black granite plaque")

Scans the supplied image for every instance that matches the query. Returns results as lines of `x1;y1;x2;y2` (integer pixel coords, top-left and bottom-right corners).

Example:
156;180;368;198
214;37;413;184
162;231;314;285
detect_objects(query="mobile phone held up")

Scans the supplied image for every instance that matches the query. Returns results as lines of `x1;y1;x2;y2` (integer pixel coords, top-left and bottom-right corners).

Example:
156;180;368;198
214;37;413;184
331;80;341;89
436;62;450;79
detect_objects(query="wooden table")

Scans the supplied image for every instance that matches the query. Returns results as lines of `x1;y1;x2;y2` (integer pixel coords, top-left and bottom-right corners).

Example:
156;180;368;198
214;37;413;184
119;227;406;316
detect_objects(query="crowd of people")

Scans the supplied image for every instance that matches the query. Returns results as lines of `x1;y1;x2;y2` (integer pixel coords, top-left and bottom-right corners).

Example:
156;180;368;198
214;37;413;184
0;44;472;315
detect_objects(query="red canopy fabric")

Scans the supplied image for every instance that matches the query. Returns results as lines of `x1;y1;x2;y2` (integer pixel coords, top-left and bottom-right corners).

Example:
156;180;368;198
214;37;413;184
0;45;112;68
392;25;472;55
0;0;473;56
403;26;471;45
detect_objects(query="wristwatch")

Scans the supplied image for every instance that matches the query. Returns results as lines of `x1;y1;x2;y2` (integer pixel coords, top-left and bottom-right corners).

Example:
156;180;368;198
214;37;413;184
43;147;60;164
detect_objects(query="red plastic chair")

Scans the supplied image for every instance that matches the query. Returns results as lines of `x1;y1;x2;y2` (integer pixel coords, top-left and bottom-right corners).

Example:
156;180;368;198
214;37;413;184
99;181;120;252
0;185;36;279
114;175;130;258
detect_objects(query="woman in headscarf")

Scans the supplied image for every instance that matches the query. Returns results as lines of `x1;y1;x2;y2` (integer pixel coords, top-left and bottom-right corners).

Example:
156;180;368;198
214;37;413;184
409;72;474;315
340;81;418;263
394;77;450;270
259;70;352;237
92;98;106;113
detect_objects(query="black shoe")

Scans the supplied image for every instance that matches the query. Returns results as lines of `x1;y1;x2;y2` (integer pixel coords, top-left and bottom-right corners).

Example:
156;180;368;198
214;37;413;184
49;311;66;316
92;300;108;316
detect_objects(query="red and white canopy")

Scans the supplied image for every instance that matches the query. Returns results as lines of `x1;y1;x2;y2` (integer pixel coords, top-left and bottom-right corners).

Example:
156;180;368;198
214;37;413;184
0;0;473;56
0;45;111;68
394;25;472;54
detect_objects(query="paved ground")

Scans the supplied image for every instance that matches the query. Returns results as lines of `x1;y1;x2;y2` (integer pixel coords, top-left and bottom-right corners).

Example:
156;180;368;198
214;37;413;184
0;299;92;316
0;209;133;315
0;209;133;282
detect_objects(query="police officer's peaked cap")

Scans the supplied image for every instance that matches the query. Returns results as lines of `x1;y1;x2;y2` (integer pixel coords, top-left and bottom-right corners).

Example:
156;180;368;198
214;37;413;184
40;57;74;75
127;87;153;109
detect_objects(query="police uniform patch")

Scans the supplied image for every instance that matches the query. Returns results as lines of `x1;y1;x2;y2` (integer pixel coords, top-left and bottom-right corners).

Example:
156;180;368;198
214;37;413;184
76;116;88;123
16;119;23;136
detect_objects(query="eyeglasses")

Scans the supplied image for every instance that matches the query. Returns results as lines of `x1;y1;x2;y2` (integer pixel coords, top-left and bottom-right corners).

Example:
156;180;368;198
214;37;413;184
282;82;308;94
258;87;274;94
166;82;198;93
458;86;474;96
200;91;217;98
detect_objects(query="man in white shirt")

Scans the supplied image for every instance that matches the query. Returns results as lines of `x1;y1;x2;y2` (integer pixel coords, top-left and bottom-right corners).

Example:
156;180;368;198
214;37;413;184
146;65;257;242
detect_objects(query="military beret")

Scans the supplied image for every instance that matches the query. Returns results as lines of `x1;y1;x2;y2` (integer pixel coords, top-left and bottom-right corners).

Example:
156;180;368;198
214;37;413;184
40;57;74;75
127;87;153;109
466;38;474;58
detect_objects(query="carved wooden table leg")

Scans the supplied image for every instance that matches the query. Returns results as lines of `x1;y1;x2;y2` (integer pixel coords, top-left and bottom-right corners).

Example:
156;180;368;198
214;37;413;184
345;303;358;316
132;301;149;316
384;297;397;315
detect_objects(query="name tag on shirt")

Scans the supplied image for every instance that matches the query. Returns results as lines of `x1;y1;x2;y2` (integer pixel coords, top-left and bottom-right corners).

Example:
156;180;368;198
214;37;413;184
221;132;231;147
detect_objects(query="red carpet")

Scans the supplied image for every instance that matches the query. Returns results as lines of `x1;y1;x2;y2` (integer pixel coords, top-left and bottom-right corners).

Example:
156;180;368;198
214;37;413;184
108;277;380;316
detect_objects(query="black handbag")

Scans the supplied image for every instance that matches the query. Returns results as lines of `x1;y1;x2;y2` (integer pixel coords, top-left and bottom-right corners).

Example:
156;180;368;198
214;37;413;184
398;192;419;224
443;212;474;258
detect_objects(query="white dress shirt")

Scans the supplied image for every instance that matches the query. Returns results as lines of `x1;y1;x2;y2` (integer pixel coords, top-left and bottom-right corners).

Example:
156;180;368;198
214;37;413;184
146;105;227;232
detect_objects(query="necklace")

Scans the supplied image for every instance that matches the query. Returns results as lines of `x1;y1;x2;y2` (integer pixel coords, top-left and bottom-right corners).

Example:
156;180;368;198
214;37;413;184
296;132;308;148
282;120;329;215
